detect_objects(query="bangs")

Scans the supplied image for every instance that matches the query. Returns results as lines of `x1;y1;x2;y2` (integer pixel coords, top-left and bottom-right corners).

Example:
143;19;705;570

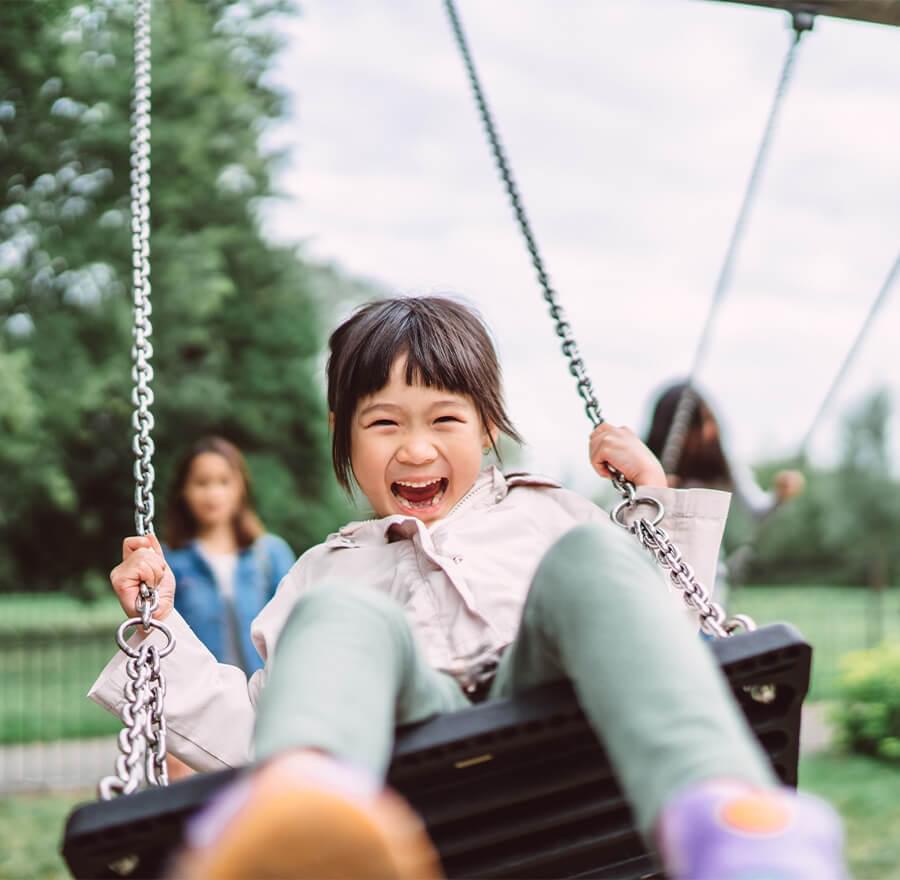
340;306;486;404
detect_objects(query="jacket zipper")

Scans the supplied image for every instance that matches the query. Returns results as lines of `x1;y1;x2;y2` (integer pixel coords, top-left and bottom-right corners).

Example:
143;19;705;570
444;476;493;519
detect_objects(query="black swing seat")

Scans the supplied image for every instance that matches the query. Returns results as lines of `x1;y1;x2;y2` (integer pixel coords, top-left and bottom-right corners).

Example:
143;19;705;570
62;622;810;880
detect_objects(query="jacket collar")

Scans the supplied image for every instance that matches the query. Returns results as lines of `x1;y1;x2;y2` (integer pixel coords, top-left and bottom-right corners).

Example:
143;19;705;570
326;467;561;549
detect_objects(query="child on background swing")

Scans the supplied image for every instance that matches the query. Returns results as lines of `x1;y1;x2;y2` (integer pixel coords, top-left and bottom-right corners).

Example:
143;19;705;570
645;382;806;605
92;296;845;880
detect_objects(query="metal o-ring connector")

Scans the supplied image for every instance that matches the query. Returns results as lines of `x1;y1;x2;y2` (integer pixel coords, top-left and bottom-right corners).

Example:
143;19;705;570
611;494;665;530
115;617;176;659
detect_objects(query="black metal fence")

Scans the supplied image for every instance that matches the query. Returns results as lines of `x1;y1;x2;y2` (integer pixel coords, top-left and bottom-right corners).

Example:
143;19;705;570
2;588;899;792
1;628;120;746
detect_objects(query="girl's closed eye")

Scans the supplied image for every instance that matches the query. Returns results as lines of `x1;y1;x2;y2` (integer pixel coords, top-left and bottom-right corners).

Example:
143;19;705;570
435;415;463;424
369;419;398;428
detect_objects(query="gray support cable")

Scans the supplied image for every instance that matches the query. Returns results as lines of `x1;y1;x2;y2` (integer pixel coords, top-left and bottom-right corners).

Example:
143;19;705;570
660;12;814;474
797;250;900;458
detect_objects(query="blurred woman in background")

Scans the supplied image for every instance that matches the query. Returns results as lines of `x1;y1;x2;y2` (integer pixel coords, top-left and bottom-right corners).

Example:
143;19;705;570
164;436;296;675
161;436;295;779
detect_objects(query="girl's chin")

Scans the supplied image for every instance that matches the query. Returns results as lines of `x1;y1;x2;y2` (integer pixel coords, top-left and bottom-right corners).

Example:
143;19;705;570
406;510;442;523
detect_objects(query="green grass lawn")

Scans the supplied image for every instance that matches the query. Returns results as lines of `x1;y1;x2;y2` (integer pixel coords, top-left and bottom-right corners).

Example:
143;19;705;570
0;788;89;880
800;754;900;879
2;754;897;880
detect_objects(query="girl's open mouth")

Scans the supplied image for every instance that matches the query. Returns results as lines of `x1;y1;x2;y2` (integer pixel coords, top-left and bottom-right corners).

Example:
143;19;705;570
391;477;448;511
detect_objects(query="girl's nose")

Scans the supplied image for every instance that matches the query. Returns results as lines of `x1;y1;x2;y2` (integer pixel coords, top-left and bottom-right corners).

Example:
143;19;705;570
396;437;438;465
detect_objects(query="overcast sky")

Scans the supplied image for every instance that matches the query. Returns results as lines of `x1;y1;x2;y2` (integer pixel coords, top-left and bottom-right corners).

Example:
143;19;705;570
262;0;900;491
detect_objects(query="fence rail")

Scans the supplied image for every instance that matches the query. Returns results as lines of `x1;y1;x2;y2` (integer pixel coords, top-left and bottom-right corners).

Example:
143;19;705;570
1;628;121;747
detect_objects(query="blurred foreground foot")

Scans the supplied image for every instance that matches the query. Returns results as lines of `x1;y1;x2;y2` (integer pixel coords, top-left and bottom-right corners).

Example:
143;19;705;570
169;753;443;879
659;781;848;880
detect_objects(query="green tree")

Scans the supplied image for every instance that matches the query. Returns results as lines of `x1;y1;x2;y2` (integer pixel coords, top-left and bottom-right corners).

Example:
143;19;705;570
829;390;900;586
748;390;900;586
1;0;356;596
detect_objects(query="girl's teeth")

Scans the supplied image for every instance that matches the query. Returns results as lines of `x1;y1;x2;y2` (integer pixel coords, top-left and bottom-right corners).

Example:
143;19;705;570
396;488;445;511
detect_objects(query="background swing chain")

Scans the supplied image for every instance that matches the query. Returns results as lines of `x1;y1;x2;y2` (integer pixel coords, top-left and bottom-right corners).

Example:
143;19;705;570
443;0;751;636
99;0;173;800
660;13;812;475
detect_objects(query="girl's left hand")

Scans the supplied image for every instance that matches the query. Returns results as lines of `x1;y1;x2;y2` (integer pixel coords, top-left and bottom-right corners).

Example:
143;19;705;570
589;424;667;488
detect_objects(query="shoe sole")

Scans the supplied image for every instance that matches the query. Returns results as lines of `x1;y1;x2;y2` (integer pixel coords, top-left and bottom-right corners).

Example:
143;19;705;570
171;784;443;880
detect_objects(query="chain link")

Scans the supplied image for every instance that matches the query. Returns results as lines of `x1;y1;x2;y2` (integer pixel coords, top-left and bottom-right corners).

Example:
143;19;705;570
630;516;754;638
443;0;605;432
99;0;174;800
131;0;155;540
443;0;754;636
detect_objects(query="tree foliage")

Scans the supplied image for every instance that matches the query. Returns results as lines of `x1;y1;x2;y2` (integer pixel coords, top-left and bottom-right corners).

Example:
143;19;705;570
1;0;356;596
744;390;900;587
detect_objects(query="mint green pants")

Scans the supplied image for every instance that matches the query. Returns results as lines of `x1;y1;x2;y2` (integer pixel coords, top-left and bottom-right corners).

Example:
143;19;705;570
255;523;774;834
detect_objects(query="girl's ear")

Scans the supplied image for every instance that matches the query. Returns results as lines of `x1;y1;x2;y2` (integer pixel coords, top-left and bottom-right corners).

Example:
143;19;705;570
482;422;499;451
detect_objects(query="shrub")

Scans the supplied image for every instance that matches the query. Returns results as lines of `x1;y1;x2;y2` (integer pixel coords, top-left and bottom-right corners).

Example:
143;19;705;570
832;643;900;762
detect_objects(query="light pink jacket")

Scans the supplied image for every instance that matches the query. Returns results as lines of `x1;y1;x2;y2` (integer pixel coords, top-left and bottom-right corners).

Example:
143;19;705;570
89;467;730;772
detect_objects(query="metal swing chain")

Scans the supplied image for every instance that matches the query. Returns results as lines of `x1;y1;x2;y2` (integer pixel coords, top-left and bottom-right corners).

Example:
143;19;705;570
443;0;751;638
99;0;175;800
660;11;814;475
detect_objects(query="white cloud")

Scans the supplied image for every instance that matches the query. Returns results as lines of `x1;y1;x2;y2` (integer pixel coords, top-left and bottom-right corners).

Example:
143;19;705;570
262;0;900;490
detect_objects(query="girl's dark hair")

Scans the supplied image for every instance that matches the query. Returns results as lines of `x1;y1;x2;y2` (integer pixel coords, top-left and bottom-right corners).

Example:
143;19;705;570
164;436;264;549
645;382;730;483
326;296;523;490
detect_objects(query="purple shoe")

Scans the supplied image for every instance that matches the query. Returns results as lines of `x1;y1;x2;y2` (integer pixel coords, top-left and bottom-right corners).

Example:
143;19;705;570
658;782;848;880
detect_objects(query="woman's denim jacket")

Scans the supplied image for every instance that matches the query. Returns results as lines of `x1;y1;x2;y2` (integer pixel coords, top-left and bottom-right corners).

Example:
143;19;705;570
167;534;295;674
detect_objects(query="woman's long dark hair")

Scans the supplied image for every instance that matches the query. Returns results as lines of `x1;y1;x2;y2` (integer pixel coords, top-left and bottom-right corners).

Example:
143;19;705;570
645;383;731;483
165;436;264;550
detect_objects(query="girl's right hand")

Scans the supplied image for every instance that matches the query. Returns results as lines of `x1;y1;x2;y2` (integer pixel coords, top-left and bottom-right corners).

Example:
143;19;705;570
110;534;175;621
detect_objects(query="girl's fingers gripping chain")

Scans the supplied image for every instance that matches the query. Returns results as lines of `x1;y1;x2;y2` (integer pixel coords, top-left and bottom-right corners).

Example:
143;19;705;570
122;534;167;562
589;424;631;477
589;424;666;488
135;549;166;587
112;536;175;621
